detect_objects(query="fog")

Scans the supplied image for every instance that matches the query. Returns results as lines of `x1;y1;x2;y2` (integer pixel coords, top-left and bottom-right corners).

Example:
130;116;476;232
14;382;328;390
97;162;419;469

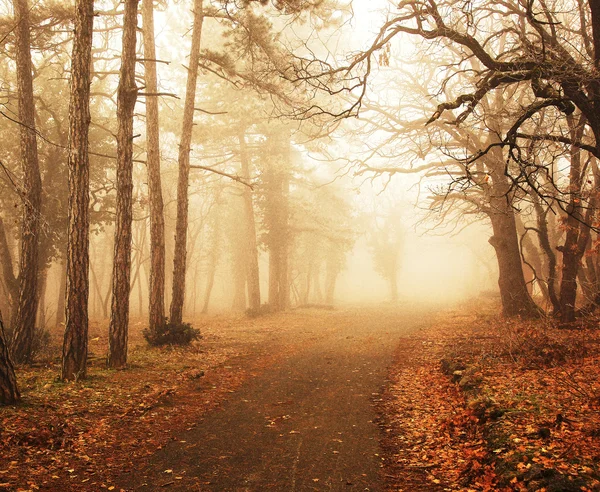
3;0;573;349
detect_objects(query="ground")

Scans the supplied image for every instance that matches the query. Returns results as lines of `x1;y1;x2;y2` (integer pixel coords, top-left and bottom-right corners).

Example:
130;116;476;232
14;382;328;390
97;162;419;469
1;303;600;491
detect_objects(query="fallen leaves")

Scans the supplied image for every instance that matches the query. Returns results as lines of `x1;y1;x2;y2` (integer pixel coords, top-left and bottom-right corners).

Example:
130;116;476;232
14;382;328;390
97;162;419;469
380;302;600;491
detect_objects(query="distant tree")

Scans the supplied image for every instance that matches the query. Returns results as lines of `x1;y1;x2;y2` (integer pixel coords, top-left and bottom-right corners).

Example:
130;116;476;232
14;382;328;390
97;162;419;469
239;127;261;313
368;209;404;303
10;0;43;364
171;0;204;325
108;0;139;369
61;0;94;381
261;128;292;311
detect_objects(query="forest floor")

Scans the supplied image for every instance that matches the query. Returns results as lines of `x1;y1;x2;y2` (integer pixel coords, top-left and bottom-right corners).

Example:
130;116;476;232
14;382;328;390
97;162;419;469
380;300;600;491
1;302;600;491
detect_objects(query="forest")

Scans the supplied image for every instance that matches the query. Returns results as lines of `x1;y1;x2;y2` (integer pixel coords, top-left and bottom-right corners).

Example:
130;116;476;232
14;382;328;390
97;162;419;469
1;0;600;490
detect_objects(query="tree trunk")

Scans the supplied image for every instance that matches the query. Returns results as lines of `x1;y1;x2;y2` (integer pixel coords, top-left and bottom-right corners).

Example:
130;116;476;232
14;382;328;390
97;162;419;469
10;0;43;364
231;221;247;312
61;0;94;381
531;195;560;313
55;258;67;327
239;130;261;313
558;117;587;323
36;268;48;330
324;248;339;305
142;0;166;335
201;206;221;315
108;0;139;369
170;0;204;325
265;131;290;311
488;199;539;318
0;314;19;405
0;215;18;320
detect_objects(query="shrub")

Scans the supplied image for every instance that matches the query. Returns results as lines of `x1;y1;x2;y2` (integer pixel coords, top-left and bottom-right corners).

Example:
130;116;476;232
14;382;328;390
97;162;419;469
143;320;201;347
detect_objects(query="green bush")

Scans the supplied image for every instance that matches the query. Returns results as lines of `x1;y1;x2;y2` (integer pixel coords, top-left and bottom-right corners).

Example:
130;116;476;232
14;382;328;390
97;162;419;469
143;320;201;347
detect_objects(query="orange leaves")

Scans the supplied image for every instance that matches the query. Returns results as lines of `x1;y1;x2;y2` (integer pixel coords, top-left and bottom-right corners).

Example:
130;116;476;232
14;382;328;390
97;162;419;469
382;305;600;491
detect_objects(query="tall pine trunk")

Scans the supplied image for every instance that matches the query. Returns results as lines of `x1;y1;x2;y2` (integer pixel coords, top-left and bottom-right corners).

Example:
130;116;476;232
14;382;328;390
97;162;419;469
0;314;19;405
108;0;139;369
170;0;204;325
142;0;166;335
61;0;94;381
239;130;261;313
265;131;290;311
10;0;43;364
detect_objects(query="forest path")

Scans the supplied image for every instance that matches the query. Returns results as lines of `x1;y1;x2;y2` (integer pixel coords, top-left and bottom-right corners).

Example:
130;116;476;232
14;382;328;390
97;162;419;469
122;306;433;491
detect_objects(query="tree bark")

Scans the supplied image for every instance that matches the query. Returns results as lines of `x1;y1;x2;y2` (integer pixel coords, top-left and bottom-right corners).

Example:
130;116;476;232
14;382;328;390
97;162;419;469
488;198;539;318
531;195;560;313
55;258;66;327
0;215;18;319
61;0;94;381
558;117;587;323
142;0;166;335
10;0;43;364
108;0;139;369
0;314;19;405
239;129;261;313
170;0;204;325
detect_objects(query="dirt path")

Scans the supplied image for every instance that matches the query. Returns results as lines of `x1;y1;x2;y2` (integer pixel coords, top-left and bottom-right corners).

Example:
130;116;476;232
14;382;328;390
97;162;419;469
120;307;433;491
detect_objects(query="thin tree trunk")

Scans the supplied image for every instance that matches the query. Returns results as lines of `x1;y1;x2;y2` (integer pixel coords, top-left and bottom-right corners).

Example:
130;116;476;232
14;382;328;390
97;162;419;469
324;249;339;305
142;0;166;335
61;0;94;381
532;195;560;313
11;0;43;364
0;216;18;319
239;130;260;313
201;208;220;315
0;314;19;405
36;268;48;330
170;0;204;325
558;117;587;323
55;258;67;327
231;229;247;311
108;0;139;369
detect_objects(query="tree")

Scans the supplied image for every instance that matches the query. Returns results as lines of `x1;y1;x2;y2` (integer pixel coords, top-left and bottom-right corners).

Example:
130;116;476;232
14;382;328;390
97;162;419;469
10;0;43;363
368;209;404;303
142;0;167;336
292;0;600;316
108;0;139;369
0;313;19;405
61;0;94;381
170;0;204;325
239;128;261;313
262;128;291;311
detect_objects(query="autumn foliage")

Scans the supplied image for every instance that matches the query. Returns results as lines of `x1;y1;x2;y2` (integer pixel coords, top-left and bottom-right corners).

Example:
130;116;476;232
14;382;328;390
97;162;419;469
381;301;600;491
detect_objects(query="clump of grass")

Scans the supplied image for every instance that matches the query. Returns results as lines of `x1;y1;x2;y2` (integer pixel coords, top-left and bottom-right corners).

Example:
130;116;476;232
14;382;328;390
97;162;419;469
143;320;201;347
